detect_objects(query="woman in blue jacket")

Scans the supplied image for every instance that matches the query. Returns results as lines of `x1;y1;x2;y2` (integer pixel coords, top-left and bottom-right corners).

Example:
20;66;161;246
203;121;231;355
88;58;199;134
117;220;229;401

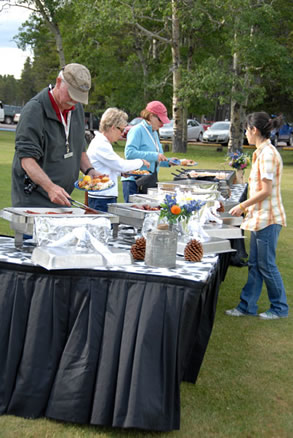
122;101;173;202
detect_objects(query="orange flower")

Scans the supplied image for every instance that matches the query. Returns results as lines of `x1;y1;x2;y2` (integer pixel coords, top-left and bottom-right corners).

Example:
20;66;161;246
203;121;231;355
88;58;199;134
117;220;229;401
170;204;181;215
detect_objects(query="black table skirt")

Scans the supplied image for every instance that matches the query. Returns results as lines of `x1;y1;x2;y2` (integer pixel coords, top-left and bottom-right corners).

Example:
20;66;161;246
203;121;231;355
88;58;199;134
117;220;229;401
0;258;223;431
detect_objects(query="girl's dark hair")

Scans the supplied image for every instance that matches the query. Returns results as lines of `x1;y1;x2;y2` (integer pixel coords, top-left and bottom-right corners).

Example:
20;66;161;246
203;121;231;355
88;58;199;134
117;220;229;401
246;112;283;139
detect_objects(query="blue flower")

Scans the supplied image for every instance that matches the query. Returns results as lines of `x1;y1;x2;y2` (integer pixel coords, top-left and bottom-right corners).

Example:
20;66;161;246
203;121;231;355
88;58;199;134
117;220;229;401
159;195;206;225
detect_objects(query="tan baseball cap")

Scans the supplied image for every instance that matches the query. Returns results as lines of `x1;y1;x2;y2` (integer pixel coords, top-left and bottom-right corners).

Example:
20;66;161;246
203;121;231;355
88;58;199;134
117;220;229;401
63;63;91;105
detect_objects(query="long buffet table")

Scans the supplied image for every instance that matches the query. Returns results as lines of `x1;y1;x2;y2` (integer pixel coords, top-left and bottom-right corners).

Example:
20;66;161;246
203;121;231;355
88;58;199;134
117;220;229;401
0;235;231;431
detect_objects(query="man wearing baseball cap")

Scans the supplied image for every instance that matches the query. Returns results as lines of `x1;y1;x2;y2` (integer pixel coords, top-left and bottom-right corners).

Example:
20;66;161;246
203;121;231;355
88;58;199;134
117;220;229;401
11;63;101;208
122;100;177;202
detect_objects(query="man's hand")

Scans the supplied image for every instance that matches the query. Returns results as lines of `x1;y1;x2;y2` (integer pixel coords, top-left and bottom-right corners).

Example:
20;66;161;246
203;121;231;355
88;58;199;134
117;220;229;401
47;184;72;207
87;169;102;178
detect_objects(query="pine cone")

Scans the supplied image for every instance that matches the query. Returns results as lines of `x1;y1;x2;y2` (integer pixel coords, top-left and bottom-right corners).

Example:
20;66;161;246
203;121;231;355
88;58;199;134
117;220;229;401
130;237;146;260
184;239;204;262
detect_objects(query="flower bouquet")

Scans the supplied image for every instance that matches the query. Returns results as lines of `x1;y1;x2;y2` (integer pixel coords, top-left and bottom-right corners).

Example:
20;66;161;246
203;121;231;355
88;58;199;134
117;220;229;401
159;194;206;226
226;150;251;171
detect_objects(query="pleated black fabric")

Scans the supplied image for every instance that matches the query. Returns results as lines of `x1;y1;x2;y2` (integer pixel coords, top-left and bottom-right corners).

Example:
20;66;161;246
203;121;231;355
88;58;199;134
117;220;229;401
0;258;224;431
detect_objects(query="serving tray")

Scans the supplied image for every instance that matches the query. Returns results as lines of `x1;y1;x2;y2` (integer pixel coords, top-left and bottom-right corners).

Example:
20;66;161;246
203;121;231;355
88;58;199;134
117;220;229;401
177;237;235;256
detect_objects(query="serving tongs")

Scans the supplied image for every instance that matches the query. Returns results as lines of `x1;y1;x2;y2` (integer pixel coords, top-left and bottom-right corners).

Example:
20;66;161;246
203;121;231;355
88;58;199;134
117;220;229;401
70;198;100;214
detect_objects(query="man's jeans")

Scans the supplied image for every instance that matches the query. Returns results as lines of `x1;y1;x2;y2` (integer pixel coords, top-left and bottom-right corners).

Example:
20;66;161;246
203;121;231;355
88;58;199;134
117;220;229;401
237;224;288;317
88;196;117;212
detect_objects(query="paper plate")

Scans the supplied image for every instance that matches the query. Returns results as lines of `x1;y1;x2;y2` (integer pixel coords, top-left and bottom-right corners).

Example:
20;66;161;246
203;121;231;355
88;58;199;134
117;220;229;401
74;180;115;192
180;160;198;166
168;158;181;165
122;171;152;177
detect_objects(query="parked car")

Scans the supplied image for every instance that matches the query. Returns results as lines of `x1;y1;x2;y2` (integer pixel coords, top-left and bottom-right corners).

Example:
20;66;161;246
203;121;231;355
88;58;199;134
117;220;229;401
202;120;214;131
270;121;293;147
159;119;204;141
203;121;230;145
122;117;143;139
13;112;21;123
0;102;23;124
84;112;99;130
243;118;293;147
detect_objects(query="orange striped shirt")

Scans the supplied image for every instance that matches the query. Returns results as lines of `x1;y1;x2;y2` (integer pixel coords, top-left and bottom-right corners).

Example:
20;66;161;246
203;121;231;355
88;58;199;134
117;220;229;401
241;140;286;231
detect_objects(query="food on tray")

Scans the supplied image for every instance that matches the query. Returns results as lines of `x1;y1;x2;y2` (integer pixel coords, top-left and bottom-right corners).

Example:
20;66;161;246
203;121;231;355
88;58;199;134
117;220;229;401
124;170;150;175
180;159;197;166
84;207;101;214
25;210;73;215
77;174;113;190
187;170;226;179
187;170;229;180
131;204;161;211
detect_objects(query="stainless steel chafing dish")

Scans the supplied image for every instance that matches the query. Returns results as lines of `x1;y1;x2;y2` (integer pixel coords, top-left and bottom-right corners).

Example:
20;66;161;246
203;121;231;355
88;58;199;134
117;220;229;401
219;212;243;226
172;168;235;187
157;179;219;194
129;189;218;204
203;223;244;239
108;203;160;229
177;237;236;256
108;203;244;239
0;207;120;248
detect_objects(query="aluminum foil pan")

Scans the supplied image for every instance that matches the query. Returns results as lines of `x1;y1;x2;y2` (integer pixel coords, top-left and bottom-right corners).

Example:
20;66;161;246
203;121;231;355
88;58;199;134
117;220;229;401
34;216;112;247
31;246;131;270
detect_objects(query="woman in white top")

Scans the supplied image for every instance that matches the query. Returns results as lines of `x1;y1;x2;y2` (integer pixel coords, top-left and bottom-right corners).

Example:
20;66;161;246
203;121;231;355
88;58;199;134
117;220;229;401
86;108;149;212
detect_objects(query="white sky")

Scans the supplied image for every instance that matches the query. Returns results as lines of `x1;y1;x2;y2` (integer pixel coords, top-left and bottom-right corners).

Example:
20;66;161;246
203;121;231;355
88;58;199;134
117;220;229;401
0;4;33;79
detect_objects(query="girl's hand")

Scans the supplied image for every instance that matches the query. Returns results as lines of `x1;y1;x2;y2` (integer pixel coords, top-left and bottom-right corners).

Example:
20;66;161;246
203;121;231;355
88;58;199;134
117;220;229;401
229;204;245;217
158;153;168;162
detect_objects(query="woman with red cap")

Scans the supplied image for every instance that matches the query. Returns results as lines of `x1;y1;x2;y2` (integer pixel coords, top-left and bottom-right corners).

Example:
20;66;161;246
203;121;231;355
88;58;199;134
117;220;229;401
122;100;175;202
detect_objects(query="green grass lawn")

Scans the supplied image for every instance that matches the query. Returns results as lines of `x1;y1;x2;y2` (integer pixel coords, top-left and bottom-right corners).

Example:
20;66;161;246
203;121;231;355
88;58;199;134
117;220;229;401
0;131;292;437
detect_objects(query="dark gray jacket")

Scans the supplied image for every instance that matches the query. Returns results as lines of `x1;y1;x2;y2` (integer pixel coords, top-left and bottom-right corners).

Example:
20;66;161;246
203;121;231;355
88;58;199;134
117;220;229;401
11;87;86;207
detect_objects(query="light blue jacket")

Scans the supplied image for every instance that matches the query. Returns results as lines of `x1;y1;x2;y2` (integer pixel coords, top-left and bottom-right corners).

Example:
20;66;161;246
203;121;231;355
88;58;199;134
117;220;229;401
123;120;169;181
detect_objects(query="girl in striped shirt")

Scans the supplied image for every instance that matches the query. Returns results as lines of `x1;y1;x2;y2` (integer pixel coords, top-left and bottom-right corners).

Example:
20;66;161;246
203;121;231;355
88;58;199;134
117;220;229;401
226;112;289;320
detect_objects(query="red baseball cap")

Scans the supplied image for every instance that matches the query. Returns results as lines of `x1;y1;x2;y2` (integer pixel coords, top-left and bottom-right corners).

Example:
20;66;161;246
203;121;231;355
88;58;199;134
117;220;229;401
146;101;170;124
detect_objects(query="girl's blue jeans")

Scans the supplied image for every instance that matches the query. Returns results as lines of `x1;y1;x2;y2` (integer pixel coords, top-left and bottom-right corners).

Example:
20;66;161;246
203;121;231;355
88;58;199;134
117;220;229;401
237;224;288;317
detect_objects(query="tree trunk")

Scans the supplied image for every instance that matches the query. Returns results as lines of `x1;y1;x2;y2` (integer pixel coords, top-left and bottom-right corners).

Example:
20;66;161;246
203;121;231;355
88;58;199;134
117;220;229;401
134;33;149;103
229;99;244;152
53;25;66;67
171;0;185;153
228;35;243;153
34;0;66;67
182;107;188;148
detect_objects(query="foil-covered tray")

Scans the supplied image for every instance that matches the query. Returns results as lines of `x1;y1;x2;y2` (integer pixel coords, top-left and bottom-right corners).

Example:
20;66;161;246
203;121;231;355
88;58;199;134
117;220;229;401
0;207;120;248
177;237;235;256
31;246;131;270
